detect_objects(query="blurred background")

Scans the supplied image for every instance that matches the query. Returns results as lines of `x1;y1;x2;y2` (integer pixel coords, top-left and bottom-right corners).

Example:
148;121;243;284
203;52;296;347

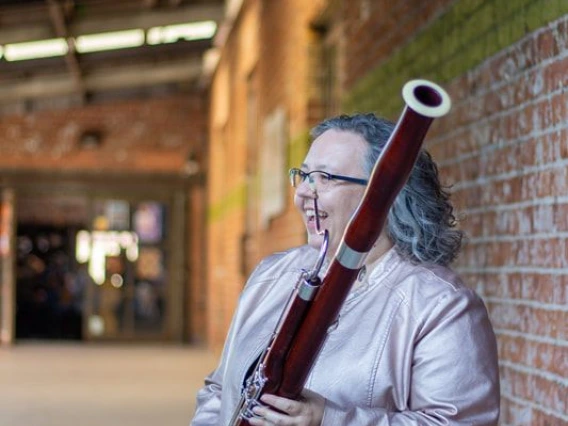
0;0;566;425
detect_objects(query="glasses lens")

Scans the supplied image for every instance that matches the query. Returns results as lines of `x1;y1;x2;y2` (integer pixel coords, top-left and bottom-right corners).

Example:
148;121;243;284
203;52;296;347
289;169;333;191
290;169;302;188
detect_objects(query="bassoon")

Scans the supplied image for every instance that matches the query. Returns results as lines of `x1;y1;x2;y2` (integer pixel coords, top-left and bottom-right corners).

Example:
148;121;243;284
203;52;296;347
230;79;452;425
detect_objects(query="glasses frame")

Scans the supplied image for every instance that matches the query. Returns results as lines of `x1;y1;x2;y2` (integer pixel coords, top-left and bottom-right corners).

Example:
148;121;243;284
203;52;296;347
289;168;368;190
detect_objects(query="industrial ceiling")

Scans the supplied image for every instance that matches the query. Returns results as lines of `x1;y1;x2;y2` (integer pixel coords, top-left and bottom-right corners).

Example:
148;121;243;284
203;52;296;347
0;0;225;115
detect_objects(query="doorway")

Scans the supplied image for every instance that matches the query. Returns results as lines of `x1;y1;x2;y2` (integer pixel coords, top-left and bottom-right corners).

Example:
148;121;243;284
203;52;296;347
12;188;182;343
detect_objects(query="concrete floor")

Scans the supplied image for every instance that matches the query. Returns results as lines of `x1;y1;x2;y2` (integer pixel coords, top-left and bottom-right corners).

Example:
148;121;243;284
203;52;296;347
0;342;219;426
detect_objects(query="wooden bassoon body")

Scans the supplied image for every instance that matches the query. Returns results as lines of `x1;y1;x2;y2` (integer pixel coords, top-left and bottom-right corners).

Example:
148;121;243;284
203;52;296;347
230;79;452;425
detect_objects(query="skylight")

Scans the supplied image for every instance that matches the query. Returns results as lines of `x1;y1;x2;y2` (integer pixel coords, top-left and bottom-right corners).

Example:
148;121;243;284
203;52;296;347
0;21;217;62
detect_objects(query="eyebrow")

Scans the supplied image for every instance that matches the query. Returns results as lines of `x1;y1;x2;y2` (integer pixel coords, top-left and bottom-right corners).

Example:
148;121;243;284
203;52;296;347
300;163;334;171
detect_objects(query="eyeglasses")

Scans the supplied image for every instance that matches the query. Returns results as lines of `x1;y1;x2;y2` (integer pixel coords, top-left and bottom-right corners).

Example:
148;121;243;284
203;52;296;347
289;168;368;192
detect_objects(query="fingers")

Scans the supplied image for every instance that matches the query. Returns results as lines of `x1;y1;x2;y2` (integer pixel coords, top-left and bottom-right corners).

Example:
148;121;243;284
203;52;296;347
248;394;303;425
247;392;324;426
261;394;303;415
248;407;284;425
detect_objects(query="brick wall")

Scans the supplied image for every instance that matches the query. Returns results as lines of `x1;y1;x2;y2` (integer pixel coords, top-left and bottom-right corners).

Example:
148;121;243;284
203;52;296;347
208;0;567;422
343;2;567;424
187;182;208;343
436;19;568;426
0;94;207;173
346;2;567;424
206;0;323;351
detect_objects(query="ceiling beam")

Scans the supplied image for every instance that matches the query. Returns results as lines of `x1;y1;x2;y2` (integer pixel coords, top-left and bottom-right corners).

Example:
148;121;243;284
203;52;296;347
46;0;85;99
72;3;224;33
0;58;203;103
0;3;224;45
143;0;160;8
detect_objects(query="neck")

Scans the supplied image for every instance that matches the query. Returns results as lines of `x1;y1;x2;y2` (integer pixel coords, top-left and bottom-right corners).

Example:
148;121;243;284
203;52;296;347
364;233;393;266
350;235;393;290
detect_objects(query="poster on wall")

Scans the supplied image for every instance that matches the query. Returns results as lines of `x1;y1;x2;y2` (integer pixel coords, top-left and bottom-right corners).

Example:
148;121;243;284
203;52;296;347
134;202;163;243
136;247;163;280
106;200;130;230
92;199;130;231
260;107;288;229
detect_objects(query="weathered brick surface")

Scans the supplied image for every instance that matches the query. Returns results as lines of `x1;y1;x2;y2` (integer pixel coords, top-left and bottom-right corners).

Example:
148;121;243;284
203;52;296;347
206;0;322;351
0;94;207;173
431;15;568;425
208;1;567;423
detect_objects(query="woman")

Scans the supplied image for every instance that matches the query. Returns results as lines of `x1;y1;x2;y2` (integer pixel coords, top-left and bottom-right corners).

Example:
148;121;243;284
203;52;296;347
191;113;500;425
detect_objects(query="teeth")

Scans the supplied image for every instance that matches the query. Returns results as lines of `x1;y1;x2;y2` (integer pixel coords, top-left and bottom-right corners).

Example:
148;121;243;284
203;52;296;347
305;209;327;219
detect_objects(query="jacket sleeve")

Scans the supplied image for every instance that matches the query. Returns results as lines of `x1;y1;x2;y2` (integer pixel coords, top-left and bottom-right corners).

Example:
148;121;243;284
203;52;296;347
190;367;224;426
320;289;500;425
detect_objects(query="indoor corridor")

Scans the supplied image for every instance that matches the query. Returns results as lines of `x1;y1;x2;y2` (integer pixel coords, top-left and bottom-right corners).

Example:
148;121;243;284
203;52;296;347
0;343;219;426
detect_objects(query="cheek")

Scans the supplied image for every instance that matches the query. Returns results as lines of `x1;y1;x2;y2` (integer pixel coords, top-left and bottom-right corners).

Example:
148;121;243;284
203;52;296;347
336;194;364;226
293;193;302;211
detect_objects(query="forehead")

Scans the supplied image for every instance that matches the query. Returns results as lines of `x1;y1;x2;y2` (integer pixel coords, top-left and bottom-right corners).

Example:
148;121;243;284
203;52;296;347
303;129;368;172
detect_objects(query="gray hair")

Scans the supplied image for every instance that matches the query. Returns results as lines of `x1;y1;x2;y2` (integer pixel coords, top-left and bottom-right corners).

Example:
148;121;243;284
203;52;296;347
310;112;463;266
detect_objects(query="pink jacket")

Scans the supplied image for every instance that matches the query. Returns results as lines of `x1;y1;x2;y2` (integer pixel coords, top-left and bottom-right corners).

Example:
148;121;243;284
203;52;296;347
191;246;500;425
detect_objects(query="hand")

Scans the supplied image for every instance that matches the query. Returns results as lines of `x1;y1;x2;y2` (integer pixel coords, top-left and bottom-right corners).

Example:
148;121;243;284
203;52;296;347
248;389;325;426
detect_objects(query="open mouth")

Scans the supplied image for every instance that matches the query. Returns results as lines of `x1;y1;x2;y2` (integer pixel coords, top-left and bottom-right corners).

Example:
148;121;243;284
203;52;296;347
305;208;328;224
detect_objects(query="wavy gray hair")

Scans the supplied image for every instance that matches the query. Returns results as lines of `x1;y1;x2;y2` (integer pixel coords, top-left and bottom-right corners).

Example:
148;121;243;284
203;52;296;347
310;113;463;266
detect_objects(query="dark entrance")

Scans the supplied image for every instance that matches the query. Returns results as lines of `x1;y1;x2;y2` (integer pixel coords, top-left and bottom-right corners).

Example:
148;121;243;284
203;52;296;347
15;223;84;340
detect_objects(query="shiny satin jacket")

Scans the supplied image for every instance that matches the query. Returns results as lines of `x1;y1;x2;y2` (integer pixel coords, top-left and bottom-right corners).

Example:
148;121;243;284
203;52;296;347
191;246;500;425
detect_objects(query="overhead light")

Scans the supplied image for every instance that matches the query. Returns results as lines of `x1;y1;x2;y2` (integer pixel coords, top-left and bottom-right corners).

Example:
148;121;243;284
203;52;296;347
4;38;68;61
147;20;217;45
0;21;216;62
75;29;145;53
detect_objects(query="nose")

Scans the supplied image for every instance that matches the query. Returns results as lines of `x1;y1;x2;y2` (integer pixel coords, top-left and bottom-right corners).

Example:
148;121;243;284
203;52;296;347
294;176;317;199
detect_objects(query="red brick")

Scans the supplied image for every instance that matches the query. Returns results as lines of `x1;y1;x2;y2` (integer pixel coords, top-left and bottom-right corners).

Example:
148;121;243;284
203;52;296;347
500;395;533;426
0;94;206;173
208;3;568;420
532;409;568;426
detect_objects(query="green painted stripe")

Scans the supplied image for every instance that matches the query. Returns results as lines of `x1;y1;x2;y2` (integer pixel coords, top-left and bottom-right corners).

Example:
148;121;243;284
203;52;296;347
208;0;568;224
345;0;568;116
207;130;309;223
207;181;247;222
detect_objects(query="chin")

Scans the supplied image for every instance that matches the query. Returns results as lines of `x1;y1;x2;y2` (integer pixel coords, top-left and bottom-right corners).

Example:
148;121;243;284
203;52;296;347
307;232;324;250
